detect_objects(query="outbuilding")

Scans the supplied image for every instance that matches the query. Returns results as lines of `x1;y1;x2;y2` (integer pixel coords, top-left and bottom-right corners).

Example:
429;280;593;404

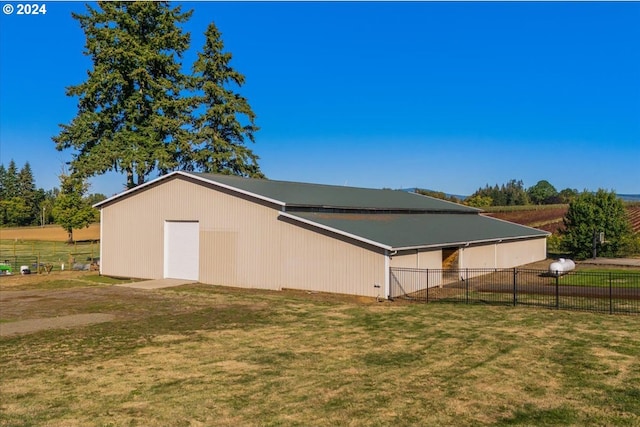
95;172;549;299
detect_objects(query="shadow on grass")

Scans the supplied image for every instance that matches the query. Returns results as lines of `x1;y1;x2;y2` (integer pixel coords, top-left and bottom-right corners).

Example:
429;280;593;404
497;404;578;426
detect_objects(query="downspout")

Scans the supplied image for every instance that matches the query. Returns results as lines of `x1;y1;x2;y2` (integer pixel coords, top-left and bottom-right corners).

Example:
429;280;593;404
99;208;103;275
384;249;391;300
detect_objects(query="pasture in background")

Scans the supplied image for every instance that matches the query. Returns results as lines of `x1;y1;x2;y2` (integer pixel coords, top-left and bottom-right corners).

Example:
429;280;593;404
0;224;100;273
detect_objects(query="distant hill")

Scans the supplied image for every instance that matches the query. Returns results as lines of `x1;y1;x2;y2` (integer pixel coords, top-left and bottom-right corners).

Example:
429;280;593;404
402;188;467;201
403;188;639;203
618;194;640;202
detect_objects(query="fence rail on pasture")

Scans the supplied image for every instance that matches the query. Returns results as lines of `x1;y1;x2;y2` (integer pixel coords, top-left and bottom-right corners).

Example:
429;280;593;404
389;267;640;315
0;240;99;274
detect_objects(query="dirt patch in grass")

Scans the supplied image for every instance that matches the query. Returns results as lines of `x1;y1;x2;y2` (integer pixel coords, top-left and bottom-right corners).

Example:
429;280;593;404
0;271;137;291
0;313;116;336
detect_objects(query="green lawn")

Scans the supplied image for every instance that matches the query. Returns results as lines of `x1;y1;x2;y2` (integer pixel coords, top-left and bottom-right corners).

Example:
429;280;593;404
559;269;640;288
1;276;639;426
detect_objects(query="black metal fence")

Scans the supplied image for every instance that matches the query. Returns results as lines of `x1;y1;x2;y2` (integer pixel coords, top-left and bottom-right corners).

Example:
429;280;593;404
389;267;640;315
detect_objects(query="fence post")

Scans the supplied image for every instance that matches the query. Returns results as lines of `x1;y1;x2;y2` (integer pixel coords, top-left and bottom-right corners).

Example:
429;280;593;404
555;274;559;309
609;272;613;315
426;269;429;303
464;268;469;304
513;268;517;306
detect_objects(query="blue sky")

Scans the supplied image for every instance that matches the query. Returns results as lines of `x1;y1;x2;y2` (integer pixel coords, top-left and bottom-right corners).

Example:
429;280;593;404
1;1;639;197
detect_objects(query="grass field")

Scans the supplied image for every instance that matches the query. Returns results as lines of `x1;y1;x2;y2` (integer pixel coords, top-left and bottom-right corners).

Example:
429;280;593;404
483;204;640;235
1;273;639;426
0;239;100;273
0;224;100;242
559;269;640;287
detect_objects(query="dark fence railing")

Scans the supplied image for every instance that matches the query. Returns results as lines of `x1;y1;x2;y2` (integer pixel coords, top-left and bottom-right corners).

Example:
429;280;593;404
389;267;640;315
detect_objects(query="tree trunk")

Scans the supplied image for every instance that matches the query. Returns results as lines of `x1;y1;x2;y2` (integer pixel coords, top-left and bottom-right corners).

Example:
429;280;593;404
126;168;134;190
67;228;74;243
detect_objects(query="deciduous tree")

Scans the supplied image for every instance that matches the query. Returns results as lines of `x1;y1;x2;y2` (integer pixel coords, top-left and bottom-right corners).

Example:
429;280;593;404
53;174;96;242
562;189;632;259
527;180;558;205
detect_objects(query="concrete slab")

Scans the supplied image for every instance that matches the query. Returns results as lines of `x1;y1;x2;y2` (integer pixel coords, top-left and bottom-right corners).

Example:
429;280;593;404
578;258;640;268
117;278;196;290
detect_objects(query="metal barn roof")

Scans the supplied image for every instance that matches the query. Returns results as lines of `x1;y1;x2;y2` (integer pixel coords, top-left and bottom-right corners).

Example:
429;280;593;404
187;172;479;212
281;211;549;250
96;171;478;212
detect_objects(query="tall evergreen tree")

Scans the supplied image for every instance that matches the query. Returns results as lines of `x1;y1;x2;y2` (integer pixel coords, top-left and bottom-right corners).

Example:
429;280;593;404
0;161;32;226
468;179;529;206
4;160;19;198
17;162;36;199
186;23;262;177
0;164;7;200
52;1;193;189
17;162;39;224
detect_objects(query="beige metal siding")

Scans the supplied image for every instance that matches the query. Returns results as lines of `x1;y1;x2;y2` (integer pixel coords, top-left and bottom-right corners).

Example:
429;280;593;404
496;238;547;268
199;230;238;285
417;250;442;269
459;245;496;269
459;238;547;271
280;220;385;297
100;176;386;296
390;249;441;269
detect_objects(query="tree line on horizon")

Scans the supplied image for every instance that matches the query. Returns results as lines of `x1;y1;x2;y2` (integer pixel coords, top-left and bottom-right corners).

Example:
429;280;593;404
416;179;638;259
415;179;580;208
0;160;105;241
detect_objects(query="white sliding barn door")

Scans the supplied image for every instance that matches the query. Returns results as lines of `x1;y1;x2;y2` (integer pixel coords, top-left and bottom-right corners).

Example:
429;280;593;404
164;221;199;280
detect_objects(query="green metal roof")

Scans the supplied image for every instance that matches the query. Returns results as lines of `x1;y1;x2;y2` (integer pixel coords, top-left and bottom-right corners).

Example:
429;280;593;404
95;171;549;250
188;172;478;212
282;211;549;250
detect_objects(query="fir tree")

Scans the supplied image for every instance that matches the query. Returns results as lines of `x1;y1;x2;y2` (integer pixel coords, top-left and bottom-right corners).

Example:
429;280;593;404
186;22;262;177
4;160;18;198
53;1;193;189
